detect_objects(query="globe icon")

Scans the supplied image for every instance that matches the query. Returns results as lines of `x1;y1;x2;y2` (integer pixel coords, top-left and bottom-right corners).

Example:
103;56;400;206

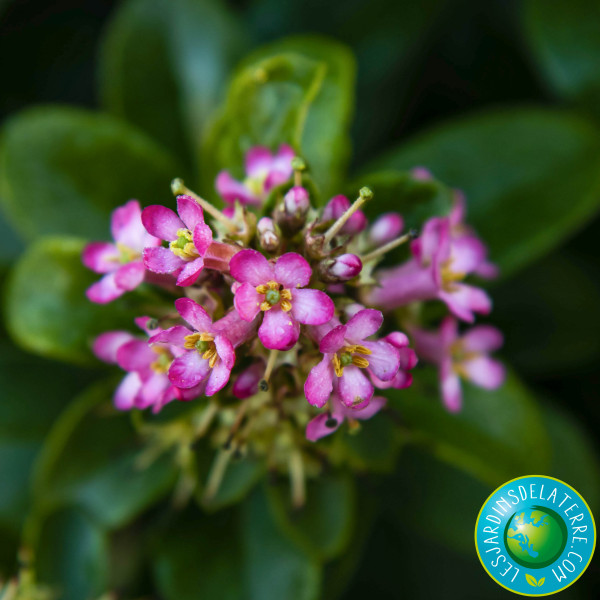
504;505;568;569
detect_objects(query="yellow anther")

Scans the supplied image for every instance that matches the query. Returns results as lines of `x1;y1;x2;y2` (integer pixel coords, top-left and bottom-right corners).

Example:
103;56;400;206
280;299;292;312
351;356;370;369
280;289;292;300
256;284;269;294
169;228;199;261
183;332;201;350
260;301;272;312
332;354;344;377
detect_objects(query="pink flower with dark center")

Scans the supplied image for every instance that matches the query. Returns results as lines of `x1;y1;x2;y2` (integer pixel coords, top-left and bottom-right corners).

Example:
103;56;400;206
322;195;367;235
82;200;161;303
304;309;400;409
93;317;190;412
216;144;295;208
366;215;492;322
230;249;335;351
306;384;387;441
142;195;213;286
149;298;241;395
411;316;505;412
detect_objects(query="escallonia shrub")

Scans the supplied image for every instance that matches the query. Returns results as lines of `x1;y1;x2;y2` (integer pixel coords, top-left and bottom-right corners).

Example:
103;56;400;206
83;145;505;507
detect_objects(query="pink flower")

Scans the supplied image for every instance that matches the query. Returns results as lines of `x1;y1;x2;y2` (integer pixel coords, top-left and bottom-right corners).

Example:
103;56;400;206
304;309;400;409
82;200;161;303
411;316;505;412
230;249;334;351
366;215;492;322
367;212;404;246
93;317;186;412
216;144;295;208
322;195;367;235
368;331;418;390
142;195;213;286
306;385;387;441
232;361;264;399
149;298;240;395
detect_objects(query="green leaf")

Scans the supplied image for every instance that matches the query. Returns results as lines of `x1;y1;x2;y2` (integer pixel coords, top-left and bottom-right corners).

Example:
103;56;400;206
33;380;178;529
100;0;248;170
526;573;538;587
367;109;600;278
356;170;454;230
0;106;178;239
153;506;243;600
266;472;355;560
5;236;139;364
34;508;109;600
242;487;322;600
523;0;600;115
241;36;355;197
389;368;551;486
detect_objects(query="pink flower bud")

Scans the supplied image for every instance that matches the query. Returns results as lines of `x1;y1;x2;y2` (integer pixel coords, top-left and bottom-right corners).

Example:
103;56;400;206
411;166;433;180
319;254;362;282
257;217;280;252
283;186;310;216
368;212;404;245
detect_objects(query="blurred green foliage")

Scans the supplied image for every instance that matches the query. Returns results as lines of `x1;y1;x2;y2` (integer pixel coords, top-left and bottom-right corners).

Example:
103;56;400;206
1;0;600;598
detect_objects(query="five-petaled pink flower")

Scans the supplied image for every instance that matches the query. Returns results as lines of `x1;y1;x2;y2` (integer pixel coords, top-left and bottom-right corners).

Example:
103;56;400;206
304;309;400;409
149;298;237;395
306;385;387;441
142;195;213;286
82;200;161;303
411;316;505;412
216;144;295;209
230;249;335;351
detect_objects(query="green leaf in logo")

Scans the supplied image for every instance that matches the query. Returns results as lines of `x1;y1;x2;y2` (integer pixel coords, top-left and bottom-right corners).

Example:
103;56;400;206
538;577;545;586
525;573;538;587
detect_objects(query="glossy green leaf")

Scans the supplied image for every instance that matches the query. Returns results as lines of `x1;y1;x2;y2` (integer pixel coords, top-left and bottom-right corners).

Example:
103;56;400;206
240;36;355;197
389;368;551;486
367;109;600;278
266;472;355;561
0;106;178;239
33;380;178;529
5;236;140;364
356;170;454;230
523;0;600;113
153;507;243;600
100;0;248;170
34;508;109;600
242;487;322;600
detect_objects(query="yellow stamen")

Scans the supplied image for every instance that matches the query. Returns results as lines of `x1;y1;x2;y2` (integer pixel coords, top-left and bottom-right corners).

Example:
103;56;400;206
332;354;343;377
256;284;269;294
183;332;201;350
280;299;292;312
280;289;292;300
352;355;370;368
169;228;199;260
260;301;272;311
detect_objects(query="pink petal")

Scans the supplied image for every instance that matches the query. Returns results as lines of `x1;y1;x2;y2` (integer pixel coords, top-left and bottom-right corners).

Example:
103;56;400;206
391;370;413;389
350;395;387;421
234;282;262;322
439;284;492;323
213;309;257;348
398;347;418;371
135;316;160;336
93;331;135;364
169;351;210;388
176;195;204;231
143;246;184;274
461;325;504;353
412;217;451;266
82;242;119;273
274;252;312;288
410;326;443;364
450;236;487;275
306;413;340;441
440;358;462;412
258;307;300;350
245;146;273;178
229;249;273;285
138;373;172;409
474;260;499;279
86;272;124;304
111;200;147;249
175;257;204;286
369;213;403;246
214;334;235;370
114;372;142;410
141;205;184;241
206;359;232;396
193;223;213;256
440;316;459;348
290;289;334;325
345;309;383;343
175;298;213;332
149;325;191;348
385;331;410;349
232;361;264;399
216;171;260;206
304;356;334;408
114;261;145;291
362;340;400;382
319;324;348;354
116;339;156;371
338;366;373;408
461;356;505;389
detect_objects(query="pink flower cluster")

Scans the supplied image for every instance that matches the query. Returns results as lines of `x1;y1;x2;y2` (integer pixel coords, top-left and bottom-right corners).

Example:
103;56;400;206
83;150;504;445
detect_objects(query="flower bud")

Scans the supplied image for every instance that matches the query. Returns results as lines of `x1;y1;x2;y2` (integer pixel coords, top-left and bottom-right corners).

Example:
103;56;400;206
411;166;433;181
283;186;310;216
322;195;367;235
368;212;404;246
319;253;362;282
257;217;280;252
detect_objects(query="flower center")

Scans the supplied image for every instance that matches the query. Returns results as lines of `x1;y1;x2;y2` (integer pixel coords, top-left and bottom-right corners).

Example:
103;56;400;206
244;175;267;198
116;242;140;264
449;340;480;375
184;332;218;367
169;228;199;261
150;346;172;374
440;258;465;291
332;344;372;377
256;280;292;312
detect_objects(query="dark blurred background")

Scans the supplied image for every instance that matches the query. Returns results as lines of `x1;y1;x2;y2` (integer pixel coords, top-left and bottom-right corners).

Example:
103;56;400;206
1;0;599;598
